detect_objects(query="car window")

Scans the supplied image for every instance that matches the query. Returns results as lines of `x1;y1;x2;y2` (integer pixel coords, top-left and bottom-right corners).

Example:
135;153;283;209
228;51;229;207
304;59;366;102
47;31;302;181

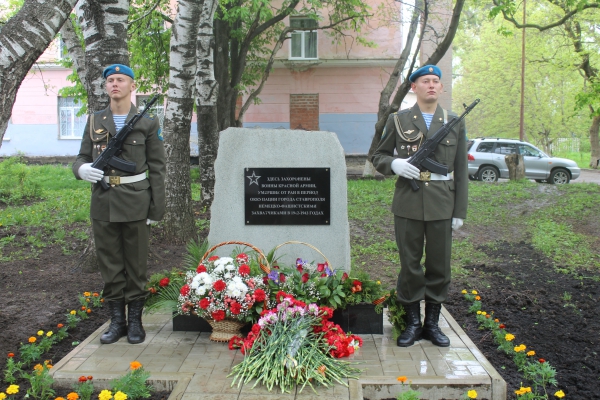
475;142;495;153
467;140;474;151
494;143;517;154
519;144;542;157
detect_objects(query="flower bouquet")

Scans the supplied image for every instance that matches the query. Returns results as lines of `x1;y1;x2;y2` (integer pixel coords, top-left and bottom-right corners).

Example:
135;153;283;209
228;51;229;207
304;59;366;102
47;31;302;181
178;252;271;341
228;292;362;393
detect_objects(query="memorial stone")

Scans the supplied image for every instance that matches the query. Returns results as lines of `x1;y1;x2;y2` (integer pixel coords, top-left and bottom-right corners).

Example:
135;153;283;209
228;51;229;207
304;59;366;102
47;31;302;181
208;127;351;271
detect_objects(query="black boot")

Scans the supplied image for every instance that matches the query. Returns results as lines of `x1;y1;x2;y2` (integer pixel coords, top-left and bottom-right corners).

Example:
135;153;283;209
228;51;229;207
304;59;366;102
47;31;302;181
396;302;422;347
127;298;146;344
422;303;450;347
100;300;127;344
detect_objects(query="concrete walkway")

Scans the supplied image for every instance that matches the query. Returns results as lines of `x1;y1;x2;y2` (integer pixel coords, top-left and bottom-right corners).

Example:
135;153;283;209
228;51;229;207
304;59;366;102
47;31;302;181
50;305;506;400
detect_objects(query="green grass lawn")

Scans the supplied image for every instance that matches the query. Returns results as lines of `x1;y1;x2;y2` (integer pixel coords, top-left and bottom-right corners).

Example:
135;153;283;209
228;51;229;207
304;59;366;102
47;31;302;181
1;158;599;282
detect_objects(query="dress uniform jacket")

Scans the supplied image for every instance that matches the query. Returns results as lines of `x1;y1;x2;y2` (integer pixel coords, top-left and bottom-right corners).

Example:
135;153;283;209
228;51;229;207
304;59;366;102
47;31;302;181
372;104;468;221
73;104;166;222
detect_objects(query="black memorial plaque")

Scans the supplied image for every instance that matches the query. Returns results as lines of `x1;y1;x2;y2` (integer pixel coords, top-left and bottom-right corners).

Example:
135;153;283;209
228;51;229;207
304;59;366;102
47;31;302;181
245;168;330;225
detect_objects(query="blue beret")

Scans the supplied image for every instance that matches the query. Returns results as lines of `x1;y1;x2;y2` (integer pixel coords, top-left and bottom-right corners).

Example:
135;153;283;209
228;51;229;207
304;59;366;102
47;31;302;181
409;64;441;83
103;64;135;80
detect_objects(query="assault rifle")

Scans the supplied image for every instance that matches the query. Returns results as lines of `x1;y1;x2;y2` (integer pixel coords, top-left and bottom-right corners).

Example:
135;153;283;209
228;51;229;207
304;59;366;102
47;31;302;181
92;95;159;190
407;98;480;191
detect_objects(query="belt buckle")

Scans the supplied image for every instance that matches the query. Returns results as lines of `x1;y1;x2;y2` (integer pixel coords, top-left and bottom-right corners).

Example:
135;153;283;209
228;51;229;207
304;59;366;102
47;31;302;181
420;171;431;181
109;176;120;186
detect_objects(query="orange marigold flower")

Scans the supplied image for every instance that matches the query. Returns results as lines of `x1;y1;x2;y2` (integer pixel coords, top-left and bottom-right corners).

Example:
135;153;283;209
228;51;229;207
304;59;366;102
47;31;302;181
475;296;481;301
397;376;407;383
130;361;142;370
67;392;79;400
56;397;66;400
34;364;44;372
81;306;86;311
539;358;546;363
83;292;91;297
93;292;99;297
86;309;92;314
554;390;565;398
527;351;536;357
485;314;491;318
100;298;105;303
86;298;90;303
7;352;14;358
28;337;37;343
79;376;87;382
87;376;93;381
494;319;499;323
57;323;64;328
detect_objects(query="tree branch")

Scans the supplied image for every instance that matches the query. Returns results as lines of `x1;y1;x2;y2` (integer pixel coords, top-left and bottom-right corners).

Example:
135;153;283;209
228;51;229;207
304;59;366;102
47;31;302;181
129;0;165;26
492;0;599;31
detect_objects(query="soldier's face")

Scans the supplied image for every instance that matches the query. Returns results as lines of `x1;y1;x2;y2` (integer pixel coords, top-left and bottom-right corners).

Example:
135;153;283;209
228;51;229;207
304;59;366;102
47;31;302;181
411;75;443;104
106;74;135;101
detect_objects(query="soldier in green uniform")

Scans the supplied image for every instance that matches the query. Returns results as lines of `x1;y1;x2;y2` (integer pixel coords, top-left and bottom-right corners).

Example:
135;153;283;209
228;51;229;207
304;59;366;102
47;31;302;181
73;64;166;345
372;65;468;347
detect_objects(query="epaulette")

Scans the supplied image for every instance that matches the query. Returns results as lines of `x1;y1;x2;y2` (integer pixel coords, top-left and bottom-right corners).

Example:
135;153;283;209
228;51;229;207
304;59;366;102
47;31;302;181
396;108;411;115
93;110;103;114
142;113;156;120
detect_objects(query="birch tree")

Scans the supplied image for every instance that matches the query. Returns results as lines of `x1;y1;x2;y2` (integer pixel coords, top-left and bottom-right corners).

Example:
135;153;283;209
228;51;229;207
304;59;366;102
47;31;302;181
0;0;78;146
161;0;201;243
362;0;466;176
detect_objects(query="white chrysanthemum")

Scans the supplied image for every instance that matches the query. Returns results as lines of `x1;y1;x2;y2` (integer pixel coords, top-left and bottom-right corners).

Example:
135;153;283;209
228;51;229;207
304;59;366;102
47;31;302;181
225;264;235;271
190;280;200;290
224;272;232;279
213;264;225;273
195;286;207;296
214;257;234;267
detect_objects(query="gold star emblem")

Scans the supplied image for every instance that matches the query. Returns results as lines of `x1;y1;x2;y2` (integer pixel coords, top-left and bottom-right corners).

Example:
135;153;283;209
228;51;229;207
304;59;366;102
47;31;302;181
429;67;433;72
116;66;120;71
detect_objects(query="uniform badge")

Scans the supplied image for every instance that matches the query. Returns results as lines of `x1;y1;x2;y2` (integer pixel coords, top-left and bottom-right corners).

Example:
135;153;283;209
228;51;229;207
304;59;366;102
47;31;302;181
100;145;107;152
405;130;414;135
157;128;164;141
412;145;418;152
401;145;405;150
428;67;433;72
116;66;120;71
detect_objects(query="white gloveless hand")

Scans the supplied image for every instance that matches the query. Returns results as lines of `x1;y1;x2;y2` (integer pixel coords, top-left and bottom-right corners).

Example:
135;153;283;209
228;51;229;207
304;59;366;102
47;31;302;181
78;163;104;183
451;218;464;231
391;158;420;180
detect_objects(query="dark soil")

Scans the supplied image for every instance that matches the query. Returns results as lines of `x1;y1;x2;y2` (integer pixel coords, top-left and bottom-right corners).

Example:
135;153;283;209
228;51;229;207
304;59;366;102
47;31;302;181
446;241;600;399
1;218;599;399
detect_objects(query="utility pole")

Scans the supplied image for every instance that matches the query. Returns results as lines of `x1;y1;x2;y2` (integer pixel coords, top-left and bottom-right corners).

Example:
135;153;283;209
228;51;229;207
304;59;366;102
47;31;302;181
519;0;526;141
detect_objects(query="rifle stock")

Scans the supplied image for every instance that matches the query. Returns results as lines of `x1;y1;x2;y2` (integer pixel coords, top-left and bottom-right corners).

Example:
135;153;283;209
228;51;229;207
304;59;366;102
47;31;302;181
91;95;159;190
408;99;480;191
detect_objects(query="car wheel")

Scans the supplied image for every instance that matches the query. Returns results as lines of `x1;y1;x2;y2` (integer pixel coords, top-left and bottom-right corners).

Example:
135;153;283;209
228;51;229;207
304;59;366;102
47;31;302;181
478;166;499;182
549;168;570;184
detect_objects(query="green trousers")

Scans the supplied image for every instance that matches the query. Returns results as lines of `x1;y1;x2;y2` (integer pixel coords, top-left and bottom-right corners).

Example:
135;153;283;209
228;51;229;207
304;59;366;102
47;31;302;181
394;216;452;305
92;219;150;303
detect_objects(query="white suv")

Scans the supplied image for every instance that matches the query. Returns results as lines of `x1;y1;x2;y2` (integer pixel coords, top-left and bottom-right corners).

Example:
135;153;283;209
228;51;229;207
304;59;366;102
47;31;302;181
467;138;581;184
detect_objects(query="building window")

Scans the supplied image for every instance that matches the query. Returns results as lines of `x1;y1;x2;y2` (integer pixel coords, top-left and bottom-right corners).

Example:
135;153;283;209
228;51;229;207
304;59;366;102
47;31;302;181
136;95;165;129
57;35;66;60
290;18;318;60
58;97;87;139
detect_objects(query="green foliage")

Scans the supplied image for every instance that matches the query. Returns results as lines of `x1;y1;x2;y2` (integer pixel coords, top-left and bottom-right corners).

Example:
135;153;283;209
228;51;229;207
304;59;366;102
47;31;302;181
22;363;55;400
72;378;94;400
0;157;42;205
383;290;406;340
4;356;24;385
110;366;153;399
0;0;24;23
18;341;43;366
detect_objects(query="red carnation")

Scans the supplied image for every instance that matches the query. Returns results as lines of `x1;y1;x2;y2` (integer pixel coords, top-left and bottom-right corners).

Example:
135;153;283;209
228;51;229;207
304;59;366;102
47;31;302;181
317;263;325;272
319;306;335;320
228;336;244;350
254;288;266;302
196;264;207;273
251;324;261;335
236;253;249;264
212;310;226;321
352;280;362;286
275;291;287;303
238;264;251;276
230;301;242;315
208;255;219;261
199;298;210;309
321;273;327;278
262;276;269;284
302;273;309;283
297;265;303;272
180;284;190;296
159;277;170;287
213;280;226;291
279;273;286;283
342;272;349;281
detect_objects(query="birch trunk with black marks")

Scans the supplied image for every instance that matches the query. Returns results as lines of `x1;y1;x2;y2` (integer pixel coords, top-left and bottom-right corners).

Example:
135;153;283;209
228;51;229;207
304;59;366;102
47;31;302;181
196;0;219;208
161;0;201;243
0;0;78;146
75;0;130;110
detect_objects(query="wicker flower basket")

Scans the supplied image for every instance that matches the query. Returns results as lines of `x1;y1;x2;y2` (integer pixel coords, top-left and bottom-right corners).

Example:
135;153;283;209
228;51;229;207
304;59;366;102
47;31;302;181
206;318;246;342
198;241;270;342
273;240;332;267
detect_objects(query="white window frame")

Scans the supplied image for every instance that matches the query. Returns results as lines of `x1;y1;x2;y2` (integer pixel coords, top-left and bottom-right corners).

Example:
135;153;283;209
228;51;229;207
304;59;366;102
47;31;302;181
58;97;87;139
289;17;318;60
